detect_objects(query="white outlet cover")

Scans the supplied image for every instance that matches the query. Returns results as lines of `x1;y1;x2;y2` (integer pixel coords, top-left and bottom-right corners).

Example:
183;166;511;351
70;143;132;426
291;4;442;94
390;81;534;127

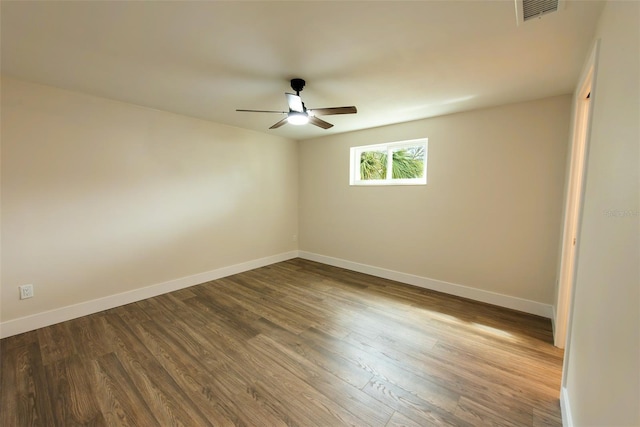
19;284;34;299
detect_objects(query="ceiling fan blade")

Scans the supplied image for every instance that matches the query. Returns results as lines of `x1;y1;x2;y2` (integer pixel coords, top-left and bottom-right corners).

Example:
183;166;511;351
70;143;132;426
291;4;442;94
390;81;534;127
285;93;304;113
236;109;287;114
308;116;334;129
309;106;357;116
269;117;289;129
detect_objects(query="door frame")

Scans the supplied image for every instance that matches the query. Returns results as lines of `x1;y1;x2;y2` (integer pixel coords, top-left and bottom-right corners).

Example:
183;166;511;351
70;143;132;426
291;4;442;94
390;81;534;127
555;41;599;350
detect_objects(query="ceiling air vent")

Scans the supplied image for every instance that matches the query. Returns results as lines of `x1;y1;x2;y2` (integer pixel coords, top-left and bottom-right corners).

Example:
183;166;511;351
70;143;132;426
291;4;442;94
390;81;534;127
515;0;565;25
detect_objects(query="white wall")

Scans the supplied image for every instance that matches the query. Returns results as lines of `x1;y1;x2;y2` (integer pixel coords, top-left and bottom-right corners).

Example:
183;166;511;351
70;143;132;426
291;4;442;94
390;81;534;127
563;1;640;425
1;77;298;330
299;96;571;308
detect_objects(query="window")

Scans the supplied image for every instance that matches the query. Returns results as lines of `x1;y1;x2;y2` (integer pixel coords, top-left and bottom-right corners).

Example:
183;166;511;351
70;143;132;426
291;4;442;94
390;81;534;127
349;138;428;186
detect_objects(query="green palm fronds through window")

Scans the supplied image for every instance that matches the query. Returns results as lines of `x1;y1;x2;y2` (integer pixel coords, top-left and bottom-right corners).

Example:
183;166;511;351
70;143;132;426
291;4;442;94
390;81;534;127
360;147;424;180
360;151;387;180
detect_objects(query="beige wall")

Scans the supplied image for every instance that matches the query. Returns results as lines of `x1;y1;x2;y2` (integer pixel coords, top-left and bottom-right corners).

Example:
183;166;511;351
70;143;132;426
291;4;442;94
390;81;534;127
564;1;640;425
1;77;298;322
299;96;571;304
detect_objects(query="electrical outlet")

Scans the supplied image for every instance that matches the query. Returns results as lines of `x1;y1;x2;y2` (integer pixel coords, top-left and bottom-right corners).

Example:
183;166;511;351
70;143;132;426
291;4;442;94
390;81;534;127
292;234;298;242
19;284;34;300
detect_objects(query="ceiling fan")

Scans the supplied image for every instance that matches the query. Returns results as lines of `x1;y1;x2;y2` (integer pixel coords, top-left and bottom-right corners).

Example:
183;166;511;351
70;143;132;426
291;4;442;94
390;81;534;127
236;78;357;129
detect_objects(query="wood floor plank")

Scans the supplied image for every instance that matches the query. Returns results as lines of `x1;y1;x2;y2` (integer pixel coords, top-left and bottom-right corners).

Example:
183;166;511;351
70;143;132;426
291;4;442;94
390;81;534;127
45;355;107;426
430;341;562;400
362;375;471;427
102;314;216;427
256;367;371;426
386;410;431;427
1;258;564;426
37;322;77;366
172;313;364;426
248;333;395;426
454;395;532;427
3;342;55;426
0;342;19;426
131;311;287;427
90;352;160;426
66;315;112;360
191;285;263;325
217;279;319;335
162;317;324;426
129;320;240;426
532;400;563;427
186;296;262;341
342;318;548;422
363;364;461;415
109;303;152;325
252;317;376;389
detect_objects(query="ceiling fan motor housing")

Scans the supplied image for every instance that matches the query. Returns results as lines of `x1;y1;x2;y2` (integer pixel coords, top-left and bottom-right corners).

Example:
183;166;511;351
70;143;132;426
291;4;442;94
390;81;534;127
291;78;306;94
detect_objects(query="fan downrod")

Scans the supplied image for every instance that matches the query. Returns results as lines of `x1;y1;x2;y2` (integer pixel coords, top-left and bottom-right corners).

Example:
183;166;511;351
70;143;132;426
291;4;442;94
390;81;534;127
290;78;306;95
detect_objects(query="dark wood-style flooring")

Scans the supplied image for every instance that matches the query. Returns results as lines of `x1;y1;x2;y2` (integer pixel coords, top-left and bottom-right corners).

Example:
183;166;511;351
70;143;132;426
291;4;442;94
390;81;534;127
1;258;564;426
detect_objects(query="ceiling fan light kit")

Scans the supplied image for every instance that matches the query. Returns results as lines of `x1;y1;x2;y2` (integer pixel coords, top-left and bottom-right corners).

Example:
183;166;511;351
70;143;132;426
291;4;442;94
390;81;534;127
287;111;309;125
236;78;357;130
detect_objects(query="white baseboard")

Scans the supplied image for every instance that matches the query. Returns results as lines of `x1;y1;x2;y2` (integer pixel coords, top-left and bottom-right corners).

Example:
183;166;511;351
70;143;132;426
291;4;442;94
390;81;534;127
298;251;553;318
0;251;298;339
560;387;573;427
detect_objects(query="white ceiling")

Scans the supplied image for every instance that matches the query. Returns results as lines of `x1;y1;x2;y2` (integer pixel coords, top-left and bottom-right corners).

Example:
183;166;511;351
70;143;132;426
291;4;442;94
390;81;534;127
1;1;604;140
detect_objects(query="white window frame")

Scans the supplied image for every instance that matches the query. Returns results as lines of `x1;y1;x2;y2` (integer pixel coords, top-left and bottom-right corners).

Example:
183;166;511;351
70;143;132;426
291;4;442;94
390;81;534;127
349;138;428;186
